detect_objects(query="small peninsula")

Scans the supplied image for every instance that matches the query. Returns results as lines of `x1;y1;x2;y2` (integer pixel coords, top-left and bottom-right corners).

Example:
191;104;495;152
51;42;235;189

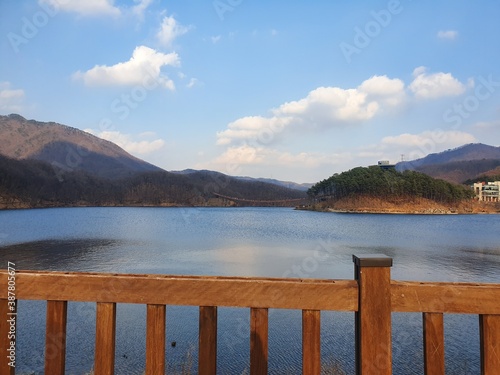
305;166;500;214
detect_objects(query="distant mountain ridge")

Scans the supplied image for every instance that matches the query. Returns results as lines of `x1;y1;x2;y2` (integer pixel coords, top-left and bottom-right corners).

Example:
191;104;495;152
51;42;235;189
0;114;162;179
396;143;500;183
0;154;307;209
397;143;500;168
0;114;307;208
172;169;313;191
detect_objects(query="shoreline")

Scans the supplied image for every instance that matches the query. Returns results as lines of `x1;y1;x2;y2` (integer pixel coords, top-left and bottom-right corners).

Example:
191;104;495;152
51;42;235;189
296;196;500;215
296;206;500;215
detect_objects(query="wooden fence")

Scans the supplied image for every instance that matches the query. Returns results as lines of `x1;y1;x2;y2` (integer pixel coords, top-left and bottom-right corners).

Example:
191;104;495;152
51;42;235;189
0;254;499;374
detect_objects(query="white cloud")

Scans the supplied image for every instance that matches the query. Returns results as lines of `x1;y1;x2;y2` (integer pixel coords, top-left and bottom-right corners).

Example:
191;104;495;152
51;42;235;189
186;78;200;88
381;130;476;148
39;0;121;17
0;82;25;112
276;75;406;121
216;75;406;146
211;35;222;44
209;145;346;170
351;130;478;167
132;0;153;20
216;116;292;146
437;30;458;40
156;13;190;47
72;45;180;89
409;66;466;99
85;129;165;155
372;130;477;161
198;143;354;182
473;121;500;130
211;69;476;180
213;145;266;165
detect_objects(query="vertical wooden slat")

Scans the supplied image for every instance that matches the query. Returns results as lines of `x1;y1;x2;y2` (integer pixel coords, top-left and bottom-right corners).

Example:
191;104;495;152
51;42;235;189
423;312;445;375
480;314;500;375
302;309;320;375
45;300;68;375
94;302;116;375
0;299;15;375
250;307;268;375
199;306;217;375
146;304;166;375
353;255;393;375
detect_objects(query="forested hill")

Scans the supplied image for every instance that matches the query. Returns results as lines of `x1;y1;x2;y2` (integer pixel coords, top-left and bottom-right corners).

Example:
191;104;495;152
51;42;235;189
307;166;474;204
0;155;306;209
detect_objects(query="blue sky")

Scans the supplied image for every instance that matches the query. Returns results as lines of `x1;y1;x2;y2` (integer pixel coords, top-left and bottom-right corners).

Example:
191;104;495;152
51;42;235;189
1;0;500;183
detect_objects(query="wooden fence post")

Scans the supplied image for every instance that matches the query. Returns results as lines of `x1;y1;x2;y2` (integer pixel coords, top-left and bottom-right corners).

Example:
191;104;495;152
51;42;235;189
353;254;393;375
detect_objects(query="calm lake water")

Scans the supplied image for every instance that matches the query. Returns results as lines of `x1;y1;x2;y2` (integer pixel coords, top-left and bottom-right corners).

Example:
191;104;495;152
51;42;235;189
0;207;499;374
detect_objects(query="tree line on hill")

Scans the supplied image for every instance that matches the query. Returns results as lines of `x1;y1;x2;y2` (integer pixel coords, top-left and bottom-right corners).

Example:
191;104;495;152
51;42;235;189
307;166;474;203
463;173;500;185
0;154;306;208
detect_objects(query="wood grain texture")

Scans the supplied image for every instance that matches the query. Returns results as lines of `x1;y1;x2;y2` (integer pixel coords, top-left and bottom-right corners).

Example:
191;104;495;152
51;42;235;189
423;312;444;375
480;314;500;375
0;270;357;311
392;281;500;314
94;302;116;375
199;306;217;375
0;299;15;375
45;300;68;375
250;308;268;375
355;266;392;375
146;304;166;375
302;309;320;375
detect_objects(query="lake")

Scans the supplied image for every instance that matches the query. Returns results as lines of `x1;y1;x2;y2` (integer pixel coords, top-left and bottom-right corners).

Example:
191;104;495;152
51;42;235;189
0;207;499;374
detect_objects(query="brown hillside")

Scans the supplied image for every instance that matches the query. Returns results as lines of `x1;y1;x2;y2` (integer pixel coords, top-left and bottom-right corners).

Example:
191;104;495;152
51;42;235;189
482;166;500;178
312;196;500;214
0;114;162;179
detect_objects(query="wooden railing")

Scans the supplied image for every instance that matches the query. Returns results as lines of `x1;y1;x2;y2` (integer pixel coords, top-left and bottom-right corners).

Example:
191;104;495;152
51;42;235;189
0;254;499;375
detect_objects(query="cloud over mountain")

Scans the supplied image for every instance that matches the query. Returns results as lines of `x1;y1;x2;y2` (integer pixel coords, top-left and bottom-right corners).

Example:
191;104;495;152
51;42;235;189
216;75;406;147
0;82;24;111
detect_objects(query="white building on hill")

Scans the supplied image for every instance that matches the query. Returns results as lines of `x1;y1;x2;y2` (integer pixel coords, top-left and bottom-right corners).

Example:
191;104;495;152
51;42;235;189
473;181;500;202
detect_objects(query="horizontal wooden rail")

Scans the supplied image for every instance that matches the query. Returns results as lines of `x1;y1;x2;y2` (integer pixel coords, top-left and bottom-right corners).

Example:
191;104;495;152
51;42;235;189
0;271;358;311
1;255;500;375
391;280;500;314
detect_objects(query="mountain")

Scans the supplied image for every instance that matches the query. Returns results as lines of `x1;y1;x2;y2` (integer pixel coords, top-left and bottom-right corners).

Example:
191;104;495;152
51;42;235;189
172;169;313;191
396;143;500;183
397;143;500;170
304;166;498;214
0;155;306;209
234;176;313;191
410;159;500;184
0;114;162;179
0;114;307;208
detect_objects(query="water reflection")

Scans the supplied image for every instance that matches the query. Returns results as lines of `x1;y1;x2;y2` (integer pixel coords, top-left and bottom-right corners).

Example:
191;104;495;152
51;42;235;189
0;207;499;374
0;238;123;271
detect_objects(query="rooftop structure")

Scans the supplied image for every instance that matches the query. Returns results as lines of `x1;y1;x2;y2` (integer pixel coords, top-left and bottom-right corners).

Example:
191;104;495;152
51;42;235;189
377;160;396;170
